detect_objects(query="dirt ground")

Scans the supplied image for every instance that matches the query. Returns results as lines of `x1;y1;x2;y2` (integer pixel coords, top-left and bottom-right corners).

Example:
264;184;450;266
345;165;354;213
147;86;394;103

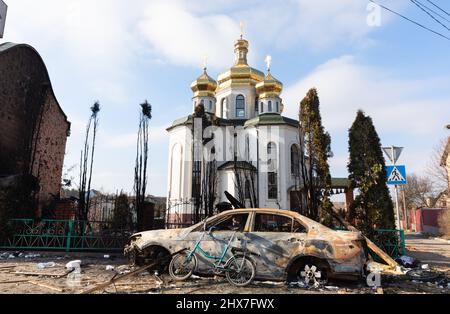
0;233;449;294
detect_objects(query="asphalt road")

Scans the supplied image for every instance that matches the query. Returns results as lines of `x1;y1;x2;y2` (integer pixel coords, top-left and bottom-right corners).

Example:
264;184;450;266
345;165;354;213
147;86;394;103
405;233;450;269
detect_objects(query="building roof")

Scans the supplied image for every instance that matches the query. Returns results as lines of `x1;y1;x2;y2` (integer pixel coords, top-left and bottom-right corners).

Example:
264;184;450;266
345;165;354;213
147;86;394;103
244;113;298;128
331;178;351;188
0;42;70;128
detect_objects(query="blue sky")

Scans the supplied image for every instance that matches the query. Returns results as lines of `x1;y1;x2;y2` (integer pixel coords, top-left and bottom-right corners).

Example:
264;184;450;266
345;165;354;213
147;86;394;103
2;0;450;197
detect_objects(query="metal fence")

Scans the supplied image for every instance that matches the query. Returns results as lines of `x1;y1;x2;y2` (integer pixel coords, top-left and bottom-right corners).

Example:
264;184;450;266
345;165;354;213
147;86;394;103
165;199;206;229
0;219;132;252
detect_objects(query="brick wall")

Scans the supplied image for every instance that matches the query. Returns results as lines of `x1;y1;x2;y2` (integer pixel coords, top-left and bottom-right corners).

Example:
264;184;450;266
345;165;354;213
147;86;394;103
0;43;70;213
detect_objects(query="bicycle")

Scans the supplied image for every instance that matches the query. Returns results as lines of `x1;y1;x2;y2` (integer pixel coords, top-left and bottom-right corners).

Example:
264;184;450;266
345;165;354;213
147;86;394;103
169;227;256;287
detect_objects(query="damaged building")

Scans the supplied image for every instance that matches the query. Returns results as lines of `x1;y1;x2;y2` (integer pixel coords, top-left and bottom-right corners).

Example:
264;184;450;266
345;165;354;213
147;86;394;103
0;42;70;216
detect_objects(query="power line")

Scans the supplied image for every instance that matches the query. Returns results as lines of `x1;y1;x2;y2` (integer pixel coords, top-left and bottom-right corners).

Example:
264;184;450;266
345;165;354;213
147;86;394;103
426;0;450;17
411;0;450;31
368;0;450;41
415;0;450;23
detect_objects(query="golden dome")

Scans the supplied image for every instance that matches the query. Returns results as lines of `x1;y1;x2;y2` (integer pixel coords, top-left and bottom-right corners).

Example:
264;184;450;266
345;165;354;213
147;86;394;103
217;37;265;90
191;68;218;98
256;71;283;99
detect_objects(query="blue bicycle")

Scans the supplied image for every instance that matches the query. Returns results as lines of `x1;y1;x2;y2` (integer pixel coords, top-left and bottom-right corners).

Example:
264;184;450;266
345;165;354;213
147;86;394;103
169;227;255;287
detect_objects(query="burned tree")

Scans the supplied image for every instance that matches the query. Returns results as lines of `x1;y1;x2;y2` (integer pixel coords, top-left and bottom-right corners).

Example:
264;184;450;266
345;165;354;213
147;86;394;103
202;147;218;218
134;101;152;232
78;102;100;222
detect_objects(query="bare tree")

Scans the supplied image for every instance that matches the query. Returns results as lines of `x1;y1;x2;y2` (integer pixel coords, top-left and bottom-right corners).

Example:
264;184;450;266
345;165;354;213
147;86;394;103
78;102;100;222
426;138;449;192
134;101;152;232
403;174;442;209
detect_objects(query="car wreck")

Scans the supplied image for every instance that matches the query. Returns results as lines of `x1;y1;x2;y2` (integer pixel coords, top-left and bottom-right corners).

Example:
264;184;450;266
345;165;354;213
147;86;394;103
124;208;368;283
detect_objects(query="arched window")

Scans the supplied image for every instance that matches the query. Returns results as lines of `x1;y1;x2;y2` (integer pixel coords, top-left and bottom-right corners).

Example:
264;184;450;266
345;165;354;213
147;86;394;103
276;102;279;113
268;101;272;112
260;102;264;113
221;98;227;118
236;95;245;118
209;100;213;111
267;142;278;199
255;99;259;113
200;99;205;106
291;145;300;176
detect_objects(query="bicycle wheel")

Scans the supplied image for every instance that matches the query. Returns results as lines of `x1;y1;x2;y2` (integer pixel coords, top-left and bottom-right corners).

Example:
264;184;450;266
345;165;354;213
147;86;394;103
226;256;255;287
169;251;197;281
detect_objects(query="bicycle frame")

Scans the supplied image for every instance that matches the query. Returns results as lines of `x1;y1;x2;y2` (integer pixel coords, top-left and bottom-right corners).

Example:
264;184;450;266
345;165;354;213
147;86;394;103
187;230;237;266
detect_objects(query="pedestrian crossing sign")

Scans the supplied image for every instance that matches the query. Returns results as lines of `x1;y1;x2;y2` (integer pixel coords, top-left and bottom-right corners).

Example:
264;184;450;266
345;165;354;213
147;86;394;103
386;165;407;185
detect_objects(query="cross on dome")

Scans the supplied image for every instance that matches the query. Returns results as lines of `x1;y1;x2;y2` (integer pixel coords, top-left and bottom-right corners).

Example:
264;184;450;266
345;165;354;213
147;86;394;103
265;55;272;73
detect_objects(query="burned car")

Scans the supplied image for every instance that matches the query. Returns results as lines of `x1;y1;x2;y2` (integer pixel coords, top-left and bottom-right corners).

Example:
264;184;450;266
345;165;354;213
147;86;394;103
124;208;368;282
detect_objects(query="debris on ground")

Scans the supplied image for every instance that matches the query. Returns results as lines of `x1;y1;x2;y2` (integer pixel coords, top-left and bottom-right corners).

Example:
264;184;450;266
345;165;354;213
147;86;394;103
395;255;419;268
65;260;82;274
37;262;56;269
105;265;115;271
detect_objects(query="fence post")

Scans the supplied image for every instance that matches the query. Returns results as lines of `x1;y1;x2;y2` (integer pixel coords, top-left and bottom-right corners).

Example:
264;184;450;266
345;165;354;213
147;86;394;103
66;220;73;252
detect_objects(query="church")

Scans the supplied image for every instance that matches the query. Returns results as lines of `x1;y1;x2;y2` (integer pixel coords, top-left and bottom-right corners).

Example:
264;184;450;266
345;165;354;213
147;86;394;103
166;32;305;225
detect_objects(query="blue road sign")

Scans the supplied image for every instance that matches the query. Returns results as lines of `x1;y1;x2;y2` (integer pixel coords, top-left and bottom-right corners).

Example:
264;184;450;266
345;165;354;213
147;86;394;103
386;165;407;185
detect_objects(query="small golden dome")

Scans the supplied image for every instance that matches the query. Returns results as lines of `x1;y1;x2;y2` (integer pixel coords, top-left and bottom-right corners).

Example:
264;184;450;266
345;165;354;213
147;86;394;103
256;71;283;99
191;68;218;98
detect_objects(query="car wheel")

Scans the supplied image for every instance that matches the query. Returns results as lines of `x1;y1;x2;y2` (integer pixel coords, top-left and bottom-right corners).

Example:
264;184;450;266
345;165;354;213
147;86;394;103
299;264;327;288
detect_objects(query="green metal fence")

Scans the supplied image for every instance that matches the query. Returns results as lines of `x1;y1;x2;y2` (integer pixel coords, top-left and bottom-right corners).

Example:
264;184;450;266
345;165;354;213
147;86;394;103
372;229;406;258
0;219;132;252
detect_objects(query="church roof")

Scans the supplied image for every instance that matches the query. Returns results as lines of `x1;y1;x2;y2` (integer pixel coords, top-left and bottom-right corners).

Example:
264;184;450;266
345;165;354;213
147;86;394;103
190;68;217;98
244;113;298;128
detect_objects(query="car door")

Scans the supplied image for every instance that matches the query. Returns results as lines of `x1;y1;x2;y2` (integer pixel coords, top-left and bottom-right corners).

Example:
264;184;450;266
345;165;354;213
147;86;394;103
245;212;307;279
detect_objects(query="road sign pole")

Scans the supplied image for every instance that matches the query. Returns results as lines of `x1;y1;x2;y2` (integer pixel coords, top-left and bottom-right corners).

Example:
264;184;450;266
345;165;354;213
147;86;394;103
394;185;401;230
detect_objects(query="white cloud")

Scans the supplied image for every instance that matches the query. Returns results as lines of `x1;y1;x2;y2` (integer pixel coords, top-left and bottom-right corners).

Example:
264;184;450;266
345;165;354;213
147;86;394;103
282;55;450;178
283;55;450;136
137;0;239;69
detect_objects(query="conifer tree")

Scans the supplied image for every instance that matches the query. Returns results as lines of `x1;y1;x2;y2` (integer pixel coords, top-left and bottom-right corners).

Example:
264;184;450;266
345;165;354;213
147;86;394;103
348;110;396;236
298;88;333;222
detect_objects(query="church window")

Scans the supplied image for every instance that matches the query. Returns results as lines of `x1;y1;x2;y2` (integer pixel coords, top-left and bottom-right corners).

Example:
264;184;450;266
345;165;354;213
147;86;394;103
255;99;259;112
276;102;279;113
291;145;300;176
245;180;251;200
236;95;245;118
209;100;213;111
200;99;205;106
267;143;278;199
221;98;227;118
260;102;264;113
268;101;272;112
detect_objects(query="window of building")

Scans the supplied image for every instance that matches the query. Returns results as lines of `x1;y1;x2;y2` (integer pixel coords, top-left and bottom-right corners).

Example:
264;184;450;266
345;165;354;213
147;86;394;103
254;214;293;232
245;180;251;200
260;102;264;113
255;99;259;112
221;98;227;118
267;142;278;199
276;102;279;113
291;145;300;176
236;95;245;118
209;100;213;111
268;101;272;112
268;172;278;199
200;99;205;106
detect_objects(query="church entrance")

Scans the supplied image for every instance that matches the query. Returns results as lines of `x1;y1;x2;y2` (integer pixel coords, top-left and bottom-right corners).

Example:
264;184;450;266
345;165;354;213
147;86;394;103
289;191;302;212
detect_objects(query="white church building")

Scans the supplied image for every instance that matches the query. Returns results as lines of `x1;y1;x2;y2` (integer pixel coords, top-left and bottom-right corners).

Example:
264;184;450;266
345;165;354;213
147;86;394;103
166;33;306;225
